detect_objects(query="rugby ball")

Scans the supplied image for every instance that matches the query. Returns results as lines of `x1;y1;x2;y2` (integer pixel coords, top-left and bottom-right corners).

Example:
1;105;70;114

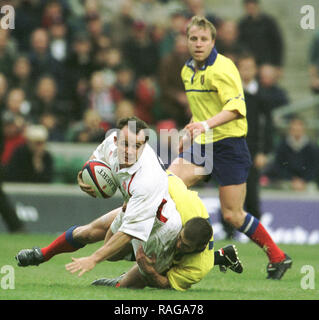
81;160;118;198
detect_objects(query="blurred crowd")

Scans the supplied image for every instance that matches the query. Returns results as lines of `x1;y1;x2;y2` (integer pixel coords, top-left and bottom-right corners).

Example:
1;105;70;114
0;0;318;190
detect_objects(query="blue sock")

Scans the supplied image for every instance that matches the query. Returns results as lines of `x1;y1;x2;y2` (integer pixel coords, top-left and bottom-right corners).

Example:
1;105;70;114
238;213;259;237
65;225;86;249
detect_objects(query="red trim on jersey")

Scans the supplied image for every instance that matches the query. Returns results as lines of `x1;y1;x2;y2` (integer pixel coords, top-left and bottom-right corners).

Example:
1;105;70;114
156;199;167;223
127;172;136;197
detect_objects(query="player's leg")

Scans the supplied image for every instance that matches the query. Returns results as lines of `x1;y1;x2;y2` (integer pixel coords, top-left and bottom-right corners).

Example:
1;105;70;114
15;207;122;266
92;263;147;289
72;207;122;244
168;157;205;187
219;183;289;268
219;183;247;228
118;264;148;288
42;207;123;260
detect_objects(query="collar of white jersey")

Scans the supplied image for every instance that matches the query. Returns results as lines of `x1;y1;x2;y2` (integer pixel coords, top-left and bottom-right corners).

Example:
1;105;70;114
117;143;150;175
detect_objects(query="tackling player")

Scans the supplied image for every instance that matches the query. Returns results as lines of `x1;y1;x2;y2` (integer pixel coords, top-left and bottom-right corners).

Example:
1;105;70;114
168;16;292;280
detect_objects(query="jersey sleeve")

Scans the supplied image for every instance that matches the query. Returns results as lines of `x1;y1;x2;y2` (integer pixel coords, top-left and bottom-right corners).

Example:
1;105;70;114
213;62;246;117
166;247;214;291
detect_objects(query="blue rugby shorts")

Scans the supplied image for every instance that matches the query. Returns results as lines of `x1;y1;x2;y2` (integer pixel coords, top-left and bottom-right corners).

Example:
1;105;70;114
178;137;252;186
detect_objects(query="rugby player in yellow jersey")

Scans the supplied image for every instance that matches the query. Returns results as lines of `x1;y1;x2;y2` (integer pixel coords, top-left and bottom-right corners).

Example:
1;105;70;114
92;172;243;291
168;16;292;280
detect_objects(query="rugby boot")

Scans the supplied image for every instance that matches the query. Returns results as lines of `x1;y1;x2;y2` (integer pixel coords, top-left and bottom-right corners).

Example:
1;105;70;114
15;247;44;267
91;275;124;287
219;244;243;274
267;254;292;280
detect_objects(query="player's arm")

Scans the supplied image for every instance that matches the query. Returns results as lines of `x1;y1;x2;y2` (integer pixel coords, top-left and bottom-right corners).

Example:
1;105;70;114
135;245;171;289
91;231;133;263
65;231;133;277
185;110;240;138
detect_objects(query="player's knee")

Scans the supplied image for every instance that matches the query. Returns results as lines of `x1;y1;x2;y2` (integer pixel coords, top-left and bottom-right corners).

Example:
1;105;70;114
73;225;100;244
222;208;245;228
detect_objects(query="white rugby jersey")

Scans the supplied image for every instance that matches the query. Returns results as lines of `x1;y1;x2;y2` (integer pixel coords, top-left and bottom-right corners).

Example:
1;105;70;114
92;132;181;242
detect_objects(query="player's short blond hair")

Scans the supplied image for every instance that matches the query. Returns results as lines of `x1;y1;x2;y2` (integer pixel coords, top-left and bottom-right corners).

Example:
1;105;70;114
186;16;217;40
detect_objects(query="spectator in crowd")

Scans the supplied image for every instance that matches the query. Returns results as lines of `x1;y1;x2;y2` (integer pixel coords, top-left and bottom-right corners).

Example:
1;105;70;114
4;124;54;183
65;31;95;110
67;109;105;143
114;99;135;122
28;28;64;87
264;117;318;191
0;112;26;167
5;88;31;120
85;12;109;55
238;0;284;67
69;76;90;124
309;31;319;94
0;73;8;111
158;34;190;128
108;0;135;48
10;56;33;99
159;11;188;58
134;76;157;125
66;32;94;82
0;29;16;78
215;20;243;63
112;65;136;102
48;18;70;64
0;105;25;233
122;20;160;78
258;64;289;108
31;75;70;141
41;0;67;29
12;0;43;51
87;71;116;130
94;47;122;88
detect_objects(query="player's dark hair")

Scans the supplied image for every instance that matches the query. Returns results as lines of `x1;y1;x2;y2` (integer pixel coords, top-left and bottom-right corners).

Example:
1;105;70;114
117;116;150;142
184;217;213;251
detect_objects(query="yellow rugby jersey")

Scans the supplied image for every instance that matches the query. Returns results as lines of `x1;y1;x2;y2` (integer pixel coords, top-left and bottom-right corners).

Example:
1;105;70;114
166;172;214;291
181;48;247;144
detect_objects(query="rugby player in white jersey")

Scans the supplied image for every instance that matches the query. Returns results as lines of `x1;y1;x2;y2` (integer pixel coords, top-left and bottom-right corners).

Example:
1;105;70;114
16;116;183;277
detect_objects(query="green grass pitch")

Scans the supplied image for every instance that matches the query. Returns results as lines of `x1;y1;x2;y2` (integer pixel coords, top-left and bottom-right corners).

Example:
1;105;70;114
0;233;318;300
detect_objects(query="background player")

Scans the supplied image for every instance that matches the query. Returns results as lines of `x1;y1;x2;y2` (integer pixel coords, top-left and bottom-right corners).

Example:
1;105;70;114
168;16;292;280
